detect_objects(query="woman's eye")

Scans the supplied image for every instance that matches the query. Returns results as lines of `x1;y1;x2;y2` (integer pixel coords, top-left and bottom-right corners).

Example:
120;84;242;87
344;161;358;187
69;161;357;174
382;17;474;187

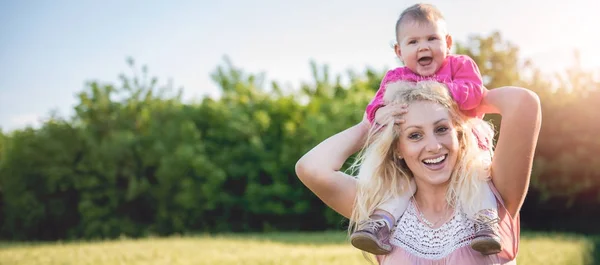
408;133;422;140
436;127;449;133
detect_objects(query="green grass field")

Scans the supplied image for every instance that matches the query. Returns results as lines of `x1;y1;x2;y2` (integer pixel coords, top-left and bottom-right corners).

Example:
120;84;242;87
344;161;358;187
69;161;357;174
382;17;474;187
0;231;597;265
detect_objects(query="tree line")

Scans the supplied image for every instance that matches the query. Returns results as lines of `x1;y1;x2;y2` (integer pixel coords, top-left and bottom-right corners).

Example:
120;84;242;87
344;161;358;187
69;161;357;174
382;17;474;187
1;32;599;240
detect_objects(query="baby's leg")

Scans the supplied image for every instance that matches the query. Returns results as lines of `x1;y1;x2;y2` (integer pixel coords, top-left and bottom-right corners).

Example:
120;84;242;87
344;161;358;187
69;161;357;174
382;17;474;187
350;178;416;255
376;178;416;223
478;180;499;218
470;181;502;255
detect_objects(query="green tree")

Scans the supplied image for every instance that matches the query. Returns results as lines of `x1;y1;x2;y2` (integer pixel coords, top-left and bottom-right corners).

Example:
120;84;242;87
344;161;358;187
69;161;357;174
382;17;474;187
454;31;526;89
2;32;600;240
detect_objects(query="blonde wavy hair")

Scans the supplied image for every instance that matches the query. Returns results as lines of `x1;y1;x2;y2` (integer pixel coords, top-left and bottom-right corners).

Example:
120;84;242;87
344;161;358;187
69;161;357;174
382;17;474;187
349;80;494;234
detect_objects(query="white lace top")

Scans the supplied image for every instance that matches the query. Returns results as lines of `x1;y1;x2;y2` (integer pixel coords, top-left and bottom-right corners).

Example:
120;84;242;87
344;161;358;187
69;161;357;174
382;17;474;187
376;184;520;265
390;200;475;260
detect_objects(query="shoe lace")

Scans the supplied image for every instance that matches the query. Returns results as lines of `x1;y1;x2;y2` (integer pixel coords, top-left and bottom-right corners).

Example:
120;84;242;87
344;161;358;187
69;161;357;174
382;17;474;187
474;214;500;232
359;218;389;232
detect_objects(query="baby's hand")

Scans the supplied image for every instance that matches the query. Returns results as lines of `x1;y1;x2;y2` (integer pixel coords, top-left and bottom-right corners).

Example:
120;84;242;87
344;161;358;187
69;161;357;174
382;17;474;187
373;103;408;126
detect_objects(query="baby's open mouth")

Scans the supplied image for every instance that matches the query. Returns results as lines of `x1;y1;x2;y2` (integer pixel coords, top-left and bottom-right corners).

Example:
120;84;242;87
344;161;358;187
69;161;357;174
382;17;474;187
418;56;433;66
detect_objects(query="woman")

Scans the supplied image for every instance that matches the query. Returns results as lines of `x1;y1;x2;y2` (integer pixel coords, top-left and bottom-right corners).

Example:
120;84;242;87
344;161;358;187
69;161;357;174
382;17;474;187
295;81;541;264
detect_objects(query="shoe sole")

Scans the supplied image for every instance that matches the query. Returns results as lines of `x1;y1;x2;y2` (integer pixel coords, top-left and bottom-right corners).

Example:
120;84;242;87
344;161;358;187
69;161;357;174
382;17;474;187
471;237;502;255
350;233;392;255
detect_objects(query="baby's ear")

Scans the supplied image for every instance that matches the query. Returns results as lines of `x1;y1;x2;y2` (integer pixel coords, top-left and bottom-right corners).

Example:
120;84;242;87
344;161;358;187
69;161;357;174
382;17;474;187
445;34;453;52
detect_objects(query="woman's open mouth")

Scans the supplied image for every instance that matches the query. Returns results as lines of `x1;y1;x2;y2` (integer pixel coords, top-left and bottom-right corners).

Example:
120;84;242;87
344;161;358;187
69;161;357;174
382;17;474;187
422;154;447;170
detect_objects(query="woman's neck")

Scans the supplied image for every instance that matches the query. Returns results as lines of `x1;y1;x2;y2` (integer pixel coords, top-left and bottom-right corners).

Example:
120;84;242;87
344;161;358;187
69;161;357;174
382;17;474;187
412;180;450;214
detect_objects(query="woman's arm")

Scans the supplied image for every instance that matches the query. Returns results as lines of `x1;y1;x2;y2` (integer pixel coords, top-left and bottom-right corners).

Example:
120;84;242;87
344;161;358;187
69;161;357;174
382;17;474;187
478;87;542;217
295;120;370;219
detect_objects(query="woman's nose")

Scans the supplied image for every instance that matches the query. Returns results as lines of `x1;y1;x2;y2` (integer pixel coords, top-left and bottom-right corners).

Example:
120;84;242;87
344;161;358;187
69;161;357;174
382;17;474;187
425;138;442;152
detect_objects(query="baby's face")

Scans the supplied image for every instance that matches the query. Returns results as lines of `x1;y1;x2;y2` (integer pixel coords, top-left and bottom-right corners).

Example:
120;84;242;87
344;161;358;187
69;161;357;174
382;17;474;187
395;20;451;77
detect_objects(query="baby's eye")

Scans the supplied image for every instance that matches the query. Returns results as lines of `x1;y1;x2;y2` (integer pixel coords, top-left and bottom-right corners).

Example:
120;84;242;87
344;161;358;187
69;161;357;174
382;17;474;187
428;36;438;41
408;40;417;44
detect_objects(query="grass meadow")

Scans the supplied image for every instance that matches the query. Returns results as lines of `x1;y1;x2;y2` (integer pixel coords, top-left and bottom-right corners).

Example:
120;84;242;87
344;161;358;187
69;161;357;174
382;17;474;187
0;231;597;265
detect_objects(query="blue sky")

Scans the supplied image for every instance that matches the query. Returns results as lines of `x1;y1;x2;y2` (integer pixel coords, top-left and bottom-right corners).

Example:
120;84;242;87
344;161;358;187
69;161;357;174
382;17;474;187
1;0;598;131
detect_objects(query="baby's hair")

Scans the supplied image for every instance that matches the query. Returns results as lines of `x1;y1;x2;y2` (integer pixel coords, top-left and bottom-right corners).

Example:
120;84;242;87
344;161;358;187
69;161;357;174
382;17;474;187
395;3;446;42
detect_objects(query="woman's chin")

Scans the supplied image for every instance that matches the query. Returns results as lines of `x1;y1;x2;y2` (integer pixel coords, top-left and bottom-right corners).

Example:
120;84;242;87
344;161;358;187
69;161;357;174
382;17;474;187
429;175;452;186
416;171;452;186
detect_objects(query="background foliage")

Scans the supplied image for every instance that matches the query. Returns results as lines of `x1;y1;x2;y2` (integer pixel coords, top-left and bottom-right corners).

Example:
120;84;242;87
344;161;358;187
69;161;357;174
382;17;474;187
1;32;599;240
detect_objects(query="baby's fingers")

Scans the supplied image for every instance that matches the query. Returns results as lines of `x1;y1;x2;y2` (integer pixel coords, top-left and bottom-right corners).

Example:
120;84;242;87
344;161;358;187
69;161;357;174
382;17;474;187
392;104;409;115
394;118;406;125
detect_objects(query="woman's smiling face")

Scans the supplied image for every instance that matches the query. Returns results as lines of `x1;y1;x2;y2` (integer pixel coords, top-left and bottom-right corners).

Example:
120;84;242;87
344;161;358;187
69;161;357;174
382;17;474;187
396;100;459;186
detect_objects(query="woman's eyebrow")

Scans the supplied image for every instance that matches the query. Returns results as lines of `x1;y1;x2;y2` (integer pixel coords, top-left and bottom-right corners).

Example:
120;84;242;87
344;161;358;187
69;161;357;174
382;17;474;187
434;118;449;124
403;118;449;131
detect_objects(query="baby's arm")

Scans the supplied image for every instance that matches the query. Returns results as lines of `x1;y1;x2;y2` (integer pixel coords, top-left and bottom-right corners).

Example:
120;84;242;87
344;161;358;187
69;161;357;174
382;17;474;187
365;79;388;124
441;55;488;117
365;68;417;124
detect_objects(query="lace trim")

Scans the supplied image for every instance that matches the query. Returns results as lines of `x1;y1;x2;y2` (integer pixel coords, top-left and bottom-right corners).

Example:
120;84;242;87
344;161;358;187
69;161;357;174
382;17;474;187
389;200;476;260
